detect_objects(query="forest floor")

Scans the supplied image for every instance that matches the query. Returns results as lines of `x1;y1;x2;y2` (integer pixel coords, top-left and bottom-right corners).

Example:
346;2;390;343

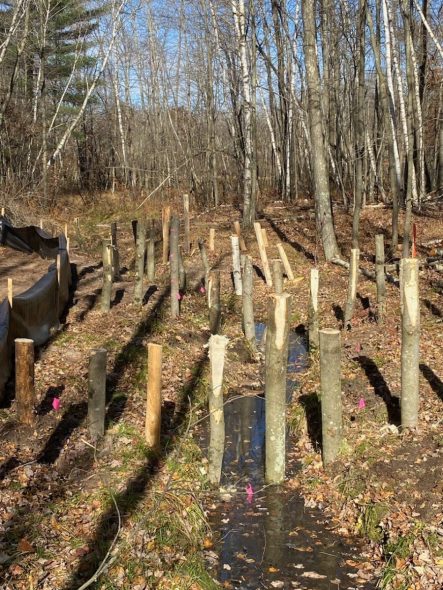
0;194;442;590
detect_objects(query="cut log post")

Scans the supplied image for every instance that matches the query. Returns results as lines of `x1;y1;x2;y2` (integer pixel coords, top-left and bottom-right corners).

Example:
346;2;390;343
233;220;247;252
262;227;269;247
375;234;386;322
265;293;291;484
88;348;107;440
101;239;113;312
208;334;228;485
319;328;342;467
145;343;162;449
178;246;187;292
272;259;283;294
1;207;4;216
64;223;68;239
344;248;360;328
66;238;70;254
15;338;35;426
183;193;190;254
401;258;420;428
208;270;221;334
162;205;171;264
253;222;273;286
111;222;121;281
7;278;13;307
170;216;180;318
242;255;256;347
134;219;146;305
209;228;215;252
146;220;156;282
40;219;43;230
231;235;243;295
198;238;211;302
276;243;295;281
308;268;320;350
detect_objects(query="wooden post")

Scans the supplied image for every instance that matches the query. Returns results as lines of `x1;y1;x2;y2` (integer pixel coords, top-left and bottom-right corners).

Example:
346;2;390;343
375;234;386;322
7;278;13;307
146;220;156;282
15;338;35;426
208;270;221;334
101;239;113;312
64;223;68;239
265;293;291;484
231;235;243;295
401;258;420;428
276;243;295;281
319;328;342;466
162;206;171;264
308;268;320;350
209;228;215;252
66;238;70;255
253;222;273;286
40;219;43;230
145;343;162;449
88;348;107;440
344;248;360;328
262;227;269;247
198;238;210;293
242;255;255;346
233;220;247;252
170;216;180;318
178;246;187;292
183;193;190;254
111;222;121;281
208;334;228;485
134;219;146;305
1;207;4;216
272;259;283;294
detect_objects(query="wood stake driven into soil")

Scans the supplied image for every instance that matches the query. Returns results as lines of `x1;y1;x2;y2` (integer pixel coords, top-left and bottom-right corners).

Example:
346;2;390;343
134;219;146;305
208;270;221;335
111;221;121;281
101;239;113;313
308;268;319;350
208;334;228;485
170;216;180;318
276;242;294;281
145;343;162;450
242;255;256;347
233;220;247;252
253;222;273;286
183;193;190;254
146;220;155;282
7;277;13;307
209;228;215;252
319;328;342;467
272;259;283;294
375;234;386;322
88;348;107;440
231;235;242;296
344;248;360;328
162;206;171;264
15;338;35;426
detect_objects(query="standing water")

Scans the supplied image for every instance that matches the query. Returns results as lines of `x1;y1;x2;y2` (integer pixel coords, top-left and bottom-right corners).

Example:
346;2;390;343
203;324;374;589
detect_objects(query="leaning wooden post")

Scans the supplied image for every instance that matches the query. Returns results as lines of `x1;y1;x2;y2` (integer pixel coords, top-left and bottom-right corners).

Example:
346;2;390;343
145;343;162;450
233;220;247;252
134;219;146;305
162;205;171;264
208;270;221;335
183;193;190;254
7;278;13;307
272;259;283;294
88;348;107;440
101;239;113;312
262;227;269;247
319;328;342;467
375;234;386;322
242;255;255;347
111;222;121;281
401;258;420;428
15;338;35;426
308;268;319;350
265;293;291;484
254;222;273;286
276;242;295;281
209;228;215;252
231;235;243;295
208;334;228;485
344;248;360;328
170;216;180;318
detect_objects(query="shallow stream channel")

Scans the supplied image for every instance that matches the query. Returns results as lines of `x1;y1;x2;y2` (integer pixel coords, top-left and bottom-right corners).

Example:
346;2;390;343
200;324;375;590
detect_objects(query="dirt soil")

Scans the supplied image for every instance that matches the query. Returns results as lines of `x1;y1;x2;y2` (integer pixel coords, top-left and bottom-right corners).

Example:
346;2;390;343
0;196;442;589
0;247;52;301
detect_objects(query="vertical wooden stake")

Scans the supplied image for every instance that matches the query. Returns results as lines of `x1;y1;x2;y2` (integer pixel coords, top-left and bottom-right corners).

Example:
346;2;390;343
208;334;228;485
262;227;269;247
254;222;273;286
209;228;215;252
101;239;113;312
344;248;360;328
265;293;291;484
242;255;255;346
231;235;242;295
272;259;283;294
40;219;43;230
198;238;210;299
64;223;68;239
88;348;107;440
1;207;4;216
308;268;320;350
183;194;190;254
178;246;187;292
233;220;247;252
146;220;156;282
7;278;13;307
162;206;171;264
111;222;121;281
208;270;221;334
66;238;70;255
170;216;180;318
401;258;420;428
376;234;386;322
145;343;162;449
319;328;342;467
276;243;295;281
134;219;146;305
15;338;35;426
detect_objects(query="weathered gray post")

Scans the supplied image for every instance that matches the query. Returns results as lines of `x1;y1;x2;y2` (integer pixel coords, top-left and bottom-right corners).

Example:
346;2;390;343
88;348;107;440
231;235;242;295
134;219;146;305
101;239;113;312
145;343;162;449
265;293;291;484
242;255;255;346
319;328;342;466
198;238;210;298
178;246;187;292
344;248;360;328
146;220;156;282
208;334;228;485
110;222;120;281
183;193;190;254
15;338;35;426
170;216;180;318
208;270;221;335
162;206;171;264
401;258;420;428
375;234;386;322
272;259;283;294
308;268;319;350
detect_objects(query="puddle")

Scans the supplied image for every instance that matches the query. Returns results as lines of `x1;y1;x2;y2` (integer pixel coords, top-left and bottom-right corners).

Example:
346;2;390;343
203;324;374;589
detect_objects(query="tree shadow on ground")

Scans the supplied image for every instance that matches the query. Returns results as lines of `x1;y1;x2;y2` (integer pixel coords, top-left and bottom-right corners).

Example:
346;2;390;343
262;214;316;262
37;385;65;416
299;393;322;451
332;304;344;324
38;402;88;465
419;364;443;402
355;356;400;425
142;285;157;306
111;288;125;308
423;299;443;319
76;289;101;322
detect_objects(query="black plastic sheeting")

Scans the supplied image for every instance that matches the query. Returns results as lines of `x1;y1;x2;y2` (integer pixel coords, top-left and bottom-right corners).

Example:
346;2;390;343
0;216;71;399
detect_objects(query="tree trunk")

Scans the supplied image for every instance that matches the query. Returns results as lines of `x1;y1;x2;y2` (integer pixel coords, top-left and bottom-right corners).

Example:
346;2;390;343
308;268;319;350
134;219;146;305
15;338;35;426
208;334;228;485
319;328;342;466
145;343;162;449
170;216;180;318
242;254;255;347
